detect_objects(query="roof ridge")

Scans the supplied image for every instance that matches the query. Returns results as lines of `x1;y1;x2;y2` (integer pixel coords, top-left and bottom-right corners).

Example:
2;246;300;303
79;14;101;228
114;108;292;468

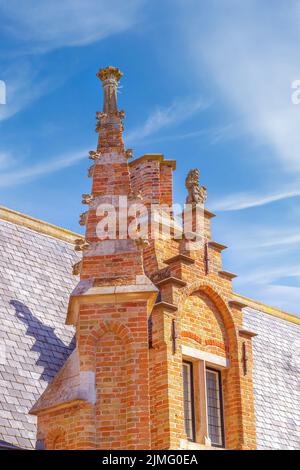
0;205;82;244
233;292;300;325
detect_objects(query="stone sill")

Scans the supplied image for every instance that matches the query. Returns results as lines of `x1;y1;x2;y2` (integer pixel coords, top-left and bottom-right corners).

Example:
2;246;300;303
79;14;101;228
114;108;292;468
179;439;224;451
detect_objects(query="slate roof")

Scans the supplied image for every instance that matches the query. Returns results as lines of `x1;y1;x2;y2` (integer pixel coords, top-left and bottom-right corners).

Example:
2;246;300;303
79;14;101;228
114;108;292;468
0;213;79;449
243;307;300;450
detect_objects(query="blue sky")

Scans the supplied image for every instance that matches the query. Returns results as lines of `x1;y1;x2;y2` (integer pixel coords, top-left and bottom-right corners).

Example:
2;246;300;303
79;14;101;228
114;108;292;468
0;0;300;314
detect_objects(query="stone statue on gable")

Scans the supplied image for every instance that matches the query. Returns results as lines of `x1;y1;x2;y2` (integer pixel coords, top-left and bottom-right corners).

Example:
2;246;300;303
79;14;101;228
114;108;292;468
185;168;207;205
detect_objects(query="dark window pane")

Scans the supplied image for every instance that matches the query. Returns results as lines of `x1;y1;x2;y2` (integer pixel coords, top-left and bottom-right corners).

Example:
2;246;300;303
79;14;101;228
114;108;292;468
182;362;195;441
206;368;224;447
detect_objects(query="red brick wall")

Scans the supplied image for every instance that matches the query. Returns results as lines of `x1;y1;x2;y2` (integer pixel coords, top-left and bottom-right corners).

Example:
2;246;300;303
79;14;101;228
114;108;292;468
34;95;256;450
95;331;127;448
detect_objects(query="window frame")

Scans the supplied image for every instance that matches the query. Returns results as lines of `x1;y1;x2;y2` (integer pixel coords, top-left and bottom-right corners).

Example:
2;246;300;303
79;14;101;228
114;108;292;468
182;360;196;442
181;346;228;448
205;367;225;448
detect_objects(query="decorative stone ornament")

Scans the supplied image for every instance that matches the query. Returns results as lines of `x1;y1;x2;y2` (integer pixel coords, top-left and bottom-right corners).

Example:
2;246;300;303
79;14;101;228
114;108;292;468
74;238;90;252
134;237;150;249
82;193;94;205
87;165;94;178
150;267;171;284
72;260;82;276
126;148;133;159
79;212;88;226
128;190;143;201
96;66;123;116
118;110;125;119
96;66;123;82
96;111;107;120
185;168;207;205
88;150;100;161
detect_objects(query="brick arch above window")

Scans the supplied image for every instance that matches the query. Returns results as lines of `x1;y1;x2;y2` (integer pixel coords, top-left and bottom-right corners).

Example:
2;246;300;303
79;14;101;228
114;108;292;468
178;280;239;350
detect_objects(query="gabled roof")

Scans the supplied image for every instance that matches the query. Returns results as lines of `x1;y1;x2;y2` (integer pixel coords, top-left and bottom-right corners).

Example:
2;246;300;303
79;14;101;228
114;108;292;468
0;207;79;448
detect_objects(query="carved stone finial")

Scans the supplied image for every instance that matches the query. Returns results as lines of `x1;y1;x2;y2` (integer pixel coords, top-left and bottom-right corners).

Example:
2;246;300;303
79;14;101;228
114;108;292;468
96;66;123;116
82;193;94;205
74;239;90;252
79;211;88;226
96;66;123;83
185;168;207;205
72;260;82;276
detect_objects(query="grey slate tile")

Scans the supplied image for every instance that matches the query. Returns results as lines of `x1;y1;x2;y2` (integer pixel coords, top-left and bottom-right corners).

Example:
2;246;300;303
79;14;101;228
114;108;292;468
244;307;300;450
0;218;78;449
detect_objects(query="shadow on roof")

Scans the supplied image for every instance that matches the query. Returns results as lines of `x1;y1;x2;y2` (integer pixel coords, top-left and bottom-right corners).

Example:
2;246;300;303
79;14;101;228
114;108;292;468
10;299;75;383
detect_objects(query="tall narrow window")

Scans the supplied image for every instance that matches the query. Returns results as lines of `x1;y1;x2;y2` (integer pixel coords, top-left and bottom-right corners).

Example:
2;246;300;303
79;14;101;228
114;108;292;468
206;368;225;447
182;361;195;441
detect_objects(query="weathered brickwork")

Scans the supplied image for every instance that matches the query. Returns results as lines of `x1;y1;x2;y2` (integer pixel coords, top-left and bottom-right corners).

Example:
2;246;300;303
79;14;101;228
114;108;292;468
181;293;229;357
30;66;258;450
0;66;295;450
31;67;157;450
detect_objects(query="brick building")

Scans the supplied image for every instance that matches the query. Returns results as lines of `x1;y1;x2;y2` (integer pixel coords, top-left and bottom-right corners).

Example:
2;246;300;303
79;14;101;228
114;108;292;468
0;67;299;450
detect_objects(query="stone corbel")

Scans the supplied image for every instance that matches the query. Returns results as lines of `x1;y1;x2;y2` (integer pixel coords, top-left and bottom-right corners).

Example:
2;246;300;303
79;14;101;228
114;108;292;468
96;111;107;120
128;190;142;201
150;267;171;284
74;239;90;252
88;150;100;161
135;237;150;249
88;165;94;178
126;148;133;159
72;260;82;276
82;193;94;205
79;211;88;226
118;110;125;119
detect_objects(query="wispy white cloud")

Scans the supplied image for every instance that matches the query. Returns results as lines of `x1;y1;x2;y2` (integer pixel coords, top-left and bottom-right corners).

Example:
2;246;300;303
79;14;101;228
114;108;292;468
0;151;15;170
0;0;145;121
0;148;88;187
241;284;300;315
221;223;300;254
211;186;300;211
181;0;300;174
259;233;300;249
235;264;300;287
128;121;241;147
0;61;58;122
216;213;300;314
0;0;145;54
126;97;210;144
0;94;207;186
232;254;300;314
